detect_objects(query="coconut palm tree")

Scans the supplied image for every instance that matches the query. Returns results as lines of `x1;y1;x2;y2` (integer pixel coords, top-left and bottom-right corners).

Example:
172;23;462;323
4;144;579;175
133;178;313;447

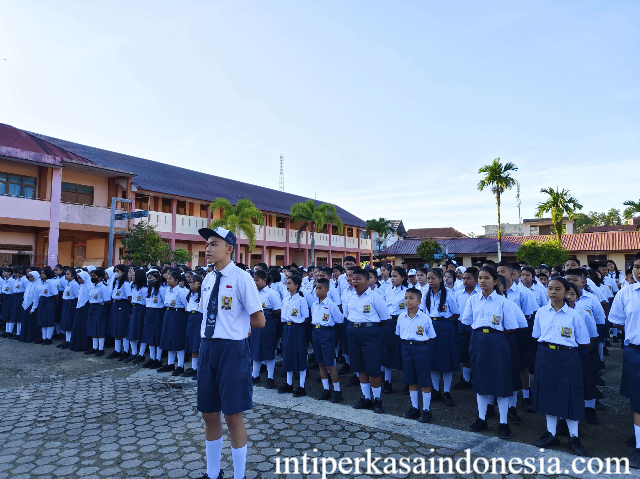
290;199;343;265
477;158;518;261
535;187;583;243
208;198;263;252
365;218;396;254
623;200;640;220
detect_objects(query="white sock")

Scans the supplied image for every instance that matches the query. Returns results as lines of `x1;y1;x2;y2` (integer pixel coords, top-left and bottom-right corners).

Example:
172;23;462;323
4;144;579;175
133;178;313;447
360;383;371;400
16;323;21;335
252;361;261;378
422;392;431;411
410;390;418;409
299;370;306;388
115;339;122;353
177;350;185;367
131;341;138;356
598;342;604;361
7;323;14;333
265;359;275;379
321;378;330;390
547;415;558;435
4;323;8;333
98;338;105;350
139;343;147;356
635;424;640;448
476;394;488;420
566;419;579;437
585;399;596;408
497;396;509;424
431;372;440;391
65;331;71;342
509;391;518;408
332;381;340;392
522;389;530;399
192;357;199;371
156;348;162;359
206;437;223;479
463;367;471;382
384;367;392;382
344;354;350;365
46;326;54;339
443;371;453;393
168;351;176;365
149;345;156;360
286;371;293;386
123;338;130;352
356;372;359;377
372;386;381;399
93;338;99;350
231;444;247;479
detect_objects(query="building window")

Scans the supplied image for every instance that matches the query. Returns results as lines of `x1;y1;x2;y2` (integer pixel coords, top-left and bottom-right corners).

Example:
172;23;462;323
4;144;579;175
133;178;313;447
61;182;94;205
470;256;487;265
347;227;354;237
135;196;149;210
177;200;186;215
161;198;172;213
275;216;286;228
0;172;37;198
200;204;209;218
586;254;607;266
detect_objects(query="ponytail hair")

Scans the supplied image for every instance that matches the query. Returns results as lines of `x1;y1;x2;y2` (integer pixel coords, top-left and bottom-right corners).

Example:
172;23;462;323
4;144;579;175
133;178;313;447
392;266;408;288
289;274;304;297
115;264;128;289
425;268;447;312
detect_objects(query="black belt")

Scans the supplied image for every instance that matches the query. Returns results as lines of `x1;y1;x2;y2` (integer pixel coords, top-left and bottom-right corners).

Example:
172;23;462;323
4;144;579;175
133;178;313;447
166;307;185;311
432;317;455;321
473;327;501;333
314;324;334;329
285;321;304;326
404;339;428;345
541;342;575;350
390;315;399;320
350;322;380;328
113;299;125;303
190;311;201;314
627;343;640;350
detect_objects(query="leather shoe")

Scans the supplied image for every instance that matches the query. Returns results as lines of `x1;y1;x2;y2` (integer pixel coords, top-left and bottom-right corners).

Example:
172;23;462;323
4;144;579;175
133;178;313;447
419;409;433;423
443;392;454;407
469;418;488;432
352;397;372;409
569;436;587;456
403;407;420;420
317;389;332;400
534;431;559;447
330;391;343;403
372;398;384;413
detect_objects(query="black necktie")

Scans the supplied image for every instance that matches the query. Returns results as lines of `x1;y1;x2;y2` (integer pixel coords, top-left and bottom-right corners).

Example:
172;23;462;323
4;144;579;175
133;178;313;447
204;271;222;339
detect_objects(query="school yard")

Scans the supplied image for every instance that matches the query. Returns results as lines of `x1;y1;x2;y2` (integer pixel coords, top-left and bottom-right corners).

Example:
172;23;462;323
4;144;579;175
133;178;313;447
0;342;637;479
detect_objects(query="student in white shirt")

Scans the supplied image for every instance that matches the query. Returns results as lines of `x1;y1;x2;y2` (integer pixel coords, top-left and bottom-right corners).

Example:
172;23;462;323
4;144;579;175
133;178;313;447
453;266;480;390
382;267;409;394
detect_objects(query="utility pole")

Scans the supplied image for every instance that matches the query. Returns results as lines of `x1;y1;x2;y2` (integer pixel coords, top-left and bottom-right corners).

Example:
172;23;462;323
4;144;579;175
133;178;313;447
279;155;284;192
108;197;132;267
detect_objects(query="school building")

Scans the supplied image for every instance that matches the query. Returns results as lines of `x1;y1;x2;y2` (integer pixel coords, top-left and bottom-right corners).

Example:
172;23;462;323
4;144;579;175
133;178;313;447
0;123;372;269
379;232;640;270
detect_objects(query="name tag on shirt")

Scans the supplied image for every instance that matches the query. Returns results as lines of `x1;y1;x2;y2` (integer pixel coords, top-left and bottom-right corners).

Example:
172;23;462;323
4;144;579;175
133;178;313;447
492;315;501;326
416;326;424;336
222;297;232;310
363;305;370;313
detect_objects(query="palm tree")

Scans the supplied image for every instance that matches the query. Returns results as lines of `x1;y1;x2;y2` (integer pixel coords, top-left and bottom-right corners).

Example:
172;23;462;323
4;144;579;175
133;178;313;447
477;158;518;261
208;198;263;253
290;199;343;265
365;218;396;254
535;187;583;243
623;200;640;220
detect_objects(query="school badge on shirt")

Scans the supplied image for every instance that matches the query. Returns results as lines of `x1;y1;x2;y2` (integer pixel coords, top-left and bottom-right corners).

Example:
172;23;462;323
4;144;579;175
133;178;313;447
116;290;121;297
399;302;405;310
492;315;501;325
93;294;98;300
153;297;158;304
362;305;370;313
170;300;176;307
322;313;329;321
222;297;232;310
416;325;424;336
66;291;70;297
261;303;266;309
561;327;572;338
136;296;141;302
44;289;48;295
291;308;298;317
443;304;447;312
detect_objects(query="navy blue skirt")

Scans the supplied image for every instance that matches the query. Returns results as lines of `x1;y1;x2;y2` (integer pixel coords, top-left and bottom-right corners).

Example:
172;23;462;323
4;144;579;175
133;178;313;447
10;293;24;323
70;304;91;351
109;300;131;338
430;319;459;372
381;316;403;370
621;346;640;414
85;303;107;337
60;298;78;332
457;323;472;363
342;321;350;354
506;333;522;391
526;316;538;371
160;308;187;351
579;346;598;401
185;311;203;354
282;322;307;372
19;307;38;343
470;328;512;397
1;294;13;322
250;309;277;361
141;308;164;346
128;303;146;341
55;291;64;323
37;296;57;327
532;344;584;420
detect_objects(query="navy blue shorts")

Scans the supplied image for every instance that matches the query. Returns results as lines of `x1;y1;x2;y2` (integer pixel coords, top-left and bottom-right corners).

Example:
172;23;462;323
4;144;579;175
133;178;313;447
197;338;252;415
621;345;640;414
347;323;382;378
342;321;350;354
312;326;335;366
402;340;433;388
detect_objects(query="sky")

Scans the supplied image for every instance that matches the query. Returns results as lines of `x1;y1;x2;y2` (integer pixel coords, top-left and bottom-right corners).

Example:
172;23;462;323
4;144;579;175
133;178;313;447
1;1;638;235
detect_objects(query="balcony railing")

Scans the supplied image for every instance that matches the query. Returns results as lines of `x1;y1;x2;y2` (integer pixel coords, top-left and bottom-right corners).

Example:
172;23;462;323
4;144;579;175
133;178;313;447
0;196;50;222
360;238;372;250
289;229;305;245
238;224;264;240
346;237;359;249
331;235;345;248
134;211;172;233
60;203;126;229
265;226;286;242
176;214;208;235
313;233;330;246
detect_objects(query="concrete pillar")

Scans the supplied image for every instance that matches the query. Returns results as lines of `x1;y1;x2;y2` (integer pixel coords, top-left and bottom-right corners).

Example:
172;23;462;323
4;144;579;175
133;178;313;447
187;242;193;268
356;251;360;265
304;248;308;268
262;245;267;265
328;249;332;267
285;246;290;266
171;198;177;250
47;167;62;266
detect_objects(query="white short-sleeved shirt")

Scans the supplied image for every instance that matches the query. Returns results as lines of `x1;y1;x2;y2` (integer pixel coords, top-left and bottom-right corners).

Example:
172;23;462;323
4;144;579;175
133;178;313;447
131;285;148;305
455;287;480;315
586;278;605;301
88;283;110;304
573;304;598;338
63;280;80;300
609;282;640;346
186;292;201;313
199;261;262;340
344;287;389;324
506;283;537;315
460;291;519;331
378;278;392;295
145;286;165;309
258;287;282;311
311;297;342;327
385;285;408;316
505;297;528;329
2;277;15;295
598;284;613;301
602;275;619;294
306;283;342;308
111;281;132;301
532;303;590;347
57;276;68;293
395;309;437;341
522;282;548;308
12;276;29;295
422;289;460;319
281;292;309;324
576;292;606;325
164;285;188;309
40;279;58;298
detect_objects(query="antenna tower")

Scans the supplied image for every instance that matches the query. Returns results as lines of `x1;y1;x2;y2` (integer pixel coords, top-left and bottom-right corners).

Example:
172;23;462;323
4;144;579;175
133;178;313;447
516;181;521;224
279;154;284;192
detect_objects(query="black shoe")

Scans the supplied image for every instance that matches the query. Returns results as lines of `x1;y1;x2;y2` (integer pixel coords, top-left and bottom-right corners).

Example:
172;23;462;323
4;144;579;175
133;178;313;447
347;375;360;387
95;350;105;357
42;338;52;345
85;349;96;355
612;336;619;343
308;362;319;370
443;392;454;407
197;471;224;479
181;367;196;377
431;390;442;402
498;423;512;439
453;378;472;389
631;449;640;469
317;389;332;401
337;356;346;364
330;391;343;403
252;376;260;384
142;359;155;368
56;342;64;348
60;342;70;349
569;436;587;456
293;387;306;397
0;332;7;338
277;383;293;394
353;397;372;409
419;409;433;423
508;406;522;425
382;381;393;394
157;364;174;373
308;353;315;363
595;399;605;410
34;338;43;344
338;363;350;375
523;397;534;413
171;366;184;376
606;339;613;346
403;407;420;420
132;355;145;364
372;398;384;413
122;354;135;363
11;335;19;340
403;384;410;395
118;352;130;362
603;347;609;356
600;360;606;369
316;376;321;383
151;360;162;369
486;404;496;417
469;418;488;432
266;378;275;389
106;351;120;360
585;407;599;424
534;431;559;447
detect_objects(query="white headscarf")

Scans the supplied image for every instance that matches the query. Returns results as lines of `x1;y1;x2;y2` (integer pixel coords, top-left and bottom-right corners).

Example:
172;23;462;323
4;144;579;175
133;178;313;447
76;271;91;308
22;272;39;310
86;265;96;272
456;266;467;274
105;267;115;292
26;271;43;310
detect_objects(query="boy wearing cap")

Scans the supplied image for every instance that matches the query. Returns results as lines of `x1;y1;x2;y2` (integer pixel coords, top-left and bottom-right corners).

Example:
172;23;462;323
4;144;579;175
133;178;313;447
197;227;266;479
407;269;418;288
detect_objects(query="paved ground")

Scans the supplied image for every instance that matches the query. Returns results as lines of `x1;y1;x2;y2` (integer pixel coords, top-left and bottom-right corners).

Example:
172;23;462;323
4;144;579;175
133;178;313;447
0;339;637;479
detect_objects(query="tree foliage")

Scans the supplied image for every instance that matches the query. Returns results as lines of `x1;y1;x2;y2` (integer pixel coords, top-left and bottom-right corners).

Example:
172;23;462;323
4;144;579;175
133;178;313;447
416;240;442;267
209;197;263;252
623;200;640;220
290;199;343;265
535;187;582;242
576;209;623;232
516;240;569;268
122;222;171;265
365;217;396;252
168;248;194;265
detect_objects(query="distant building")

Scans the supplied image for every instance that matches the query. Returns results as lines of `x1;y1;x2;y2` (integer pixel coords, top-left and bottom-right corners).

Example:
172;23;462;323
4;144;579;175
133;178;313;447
483;223;524;237
483;218;576;237
583;225;636;233
405;227;467;240
371;220;406;255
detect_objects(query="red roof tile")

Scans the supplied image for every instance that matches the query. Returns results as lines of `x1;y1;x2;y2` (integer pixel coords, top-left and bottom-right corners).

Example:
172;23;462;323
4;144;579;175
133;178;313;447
500;232;640;252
